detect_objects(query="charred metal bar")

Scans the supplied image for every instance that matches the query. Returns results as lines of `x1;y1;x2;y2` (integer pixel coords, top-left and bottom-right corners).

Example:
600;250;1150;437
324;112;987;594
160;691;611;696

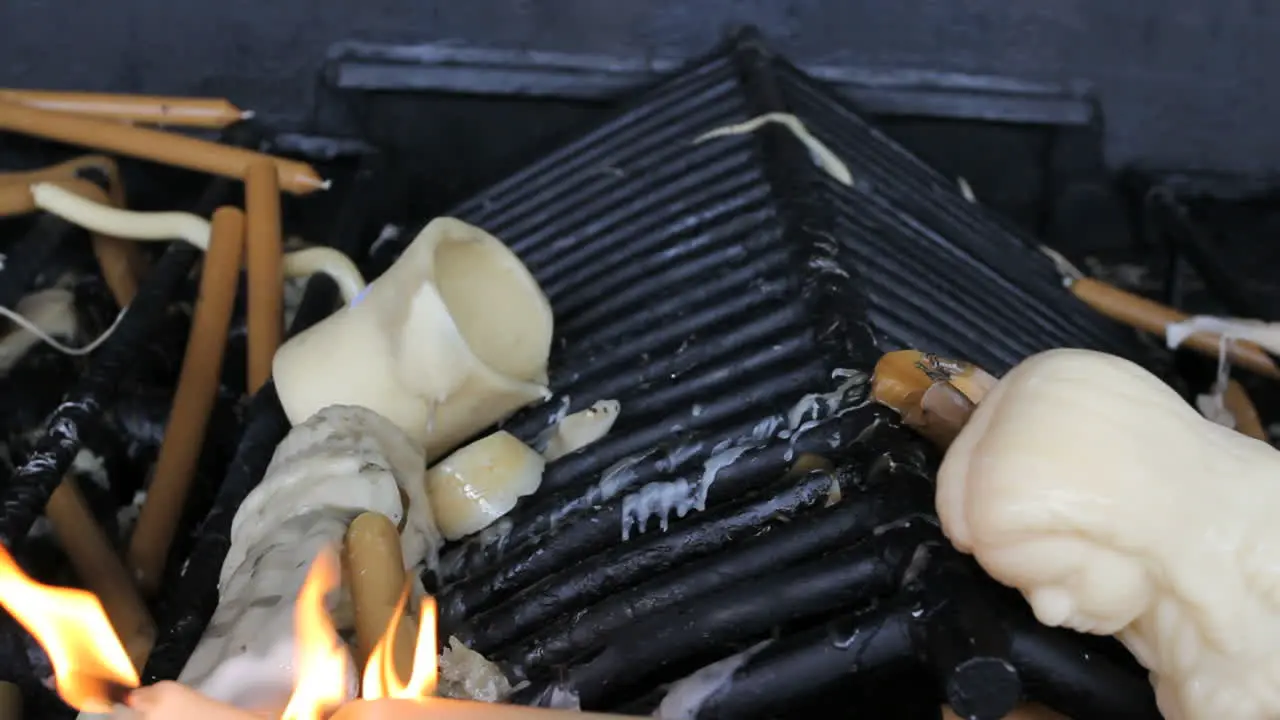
507;458;935;672
1008;615;1161;719
0;215;80;310
450;468;840;654
1147;185;1270;320
438;386;884;588
323;33;1095;126
528;545;1029;719
288;152;387;334
915;558;1021;720
540;521;939;709
668;603;918;720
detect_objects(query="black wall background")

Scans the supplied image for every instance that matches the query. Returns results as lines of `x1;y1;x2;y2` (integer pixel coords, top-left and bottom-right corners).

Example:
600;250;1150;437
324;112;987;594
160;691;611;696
1;0;1275;176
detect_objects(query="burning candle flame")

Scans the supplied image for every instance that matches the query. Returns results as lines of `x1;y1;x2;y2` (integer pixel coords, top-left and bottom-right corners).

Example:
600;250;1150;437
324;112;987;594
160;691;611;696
280;547;351;720
5;536;445;718
0;542;138;711
361;587;438;700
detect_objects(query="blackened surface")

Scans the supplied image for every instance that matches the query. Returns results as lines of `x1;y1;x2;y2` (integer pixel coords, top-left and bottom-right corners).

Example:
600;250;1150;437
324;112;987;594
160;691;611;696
0;243;198;548
767;55;1153;372
415;40;1158;716
430;37;1159;593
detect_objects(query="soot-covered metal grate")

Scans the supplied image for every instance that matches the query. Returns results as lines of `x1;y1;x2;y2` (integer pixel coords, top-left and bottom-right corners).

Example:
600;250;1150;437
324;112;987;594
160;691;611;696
373;30;1162;719
136;29;1161;720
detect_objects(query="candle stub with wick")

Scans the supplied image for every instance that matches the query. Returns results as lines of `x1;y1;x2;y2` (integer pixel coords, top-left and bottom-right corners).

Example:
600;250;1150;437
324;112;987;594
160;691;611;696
272;218;554;459
871;349;993;447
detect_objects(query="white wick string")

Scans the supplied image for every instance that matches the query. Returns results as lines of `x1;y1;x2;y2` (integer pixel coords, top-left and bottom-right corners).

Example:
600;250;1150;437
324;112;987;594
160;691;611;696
694;112;853;187
1196;332;1236;429
0;302;127;357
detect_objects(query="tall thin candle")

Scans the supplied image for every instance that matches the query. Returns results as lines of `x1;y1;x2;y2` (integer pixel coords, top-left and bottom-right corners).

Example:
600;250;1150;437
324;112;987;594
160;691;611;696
128;207;247;596
244;161;284;393
0;99;327;195
0;90;249;129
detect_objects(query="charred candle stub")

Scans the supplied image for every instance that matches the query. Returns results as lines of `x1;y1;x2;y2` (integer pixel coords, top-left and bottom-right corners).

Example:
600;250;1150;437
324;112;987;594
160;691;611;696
871;350;992;448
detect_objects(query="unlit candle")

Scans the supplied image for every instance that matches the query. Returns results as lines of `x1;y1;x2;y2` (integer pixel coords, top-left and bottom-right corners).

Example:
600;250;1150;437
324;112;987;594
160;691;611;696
0;99;327;194
127;207;246;596
245;161;284;394
0;90;248;129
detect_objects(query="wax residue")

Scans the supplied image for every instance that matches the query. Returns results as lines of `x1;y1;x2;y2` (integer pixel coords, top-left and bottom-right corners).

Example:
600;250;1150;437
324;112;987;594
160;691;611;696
546;449;656;529
654;640;772;719
621;443;749;540
542;399;621;461
619;370;867;540
546;686;582;710
438;636;512;702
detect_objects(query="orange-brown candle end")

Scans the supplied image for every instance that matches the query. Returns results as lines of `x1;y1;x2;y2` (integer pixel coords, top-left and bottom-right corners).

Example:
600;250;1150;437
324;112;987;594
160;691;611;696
871;350;994;411
900;381;976;449
870;350;934;413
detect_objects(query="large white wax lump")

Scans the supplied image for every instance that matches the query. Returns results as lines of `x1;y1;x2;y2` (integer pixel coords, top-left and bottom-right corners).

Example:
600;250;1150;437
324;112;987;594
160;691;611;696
937;348;1280;720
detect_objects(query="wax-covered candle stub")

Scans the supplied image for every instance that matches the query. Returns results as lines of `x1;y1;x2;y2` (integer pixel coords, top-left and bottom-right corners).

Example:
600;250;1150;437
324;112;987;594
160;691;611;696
937;348;1280;720
426;431;546;541
272;218;553;459
179;406;441;700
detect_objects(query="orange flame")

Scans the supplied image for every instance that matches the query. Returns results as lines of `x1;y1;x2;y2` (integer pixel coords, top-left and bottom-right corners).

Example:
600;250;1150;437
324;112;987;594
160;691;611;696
4;534;445;719
280;547;351;720
0;542;138;711
361;588;438;700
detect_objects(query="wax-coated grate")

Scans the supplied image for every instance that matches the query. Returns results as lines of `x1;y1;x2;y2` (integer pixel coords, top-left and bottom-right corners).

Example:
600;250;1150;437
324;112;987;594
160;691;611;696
411;31;1157;718
142;31;1161;720
427;30;1159;587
